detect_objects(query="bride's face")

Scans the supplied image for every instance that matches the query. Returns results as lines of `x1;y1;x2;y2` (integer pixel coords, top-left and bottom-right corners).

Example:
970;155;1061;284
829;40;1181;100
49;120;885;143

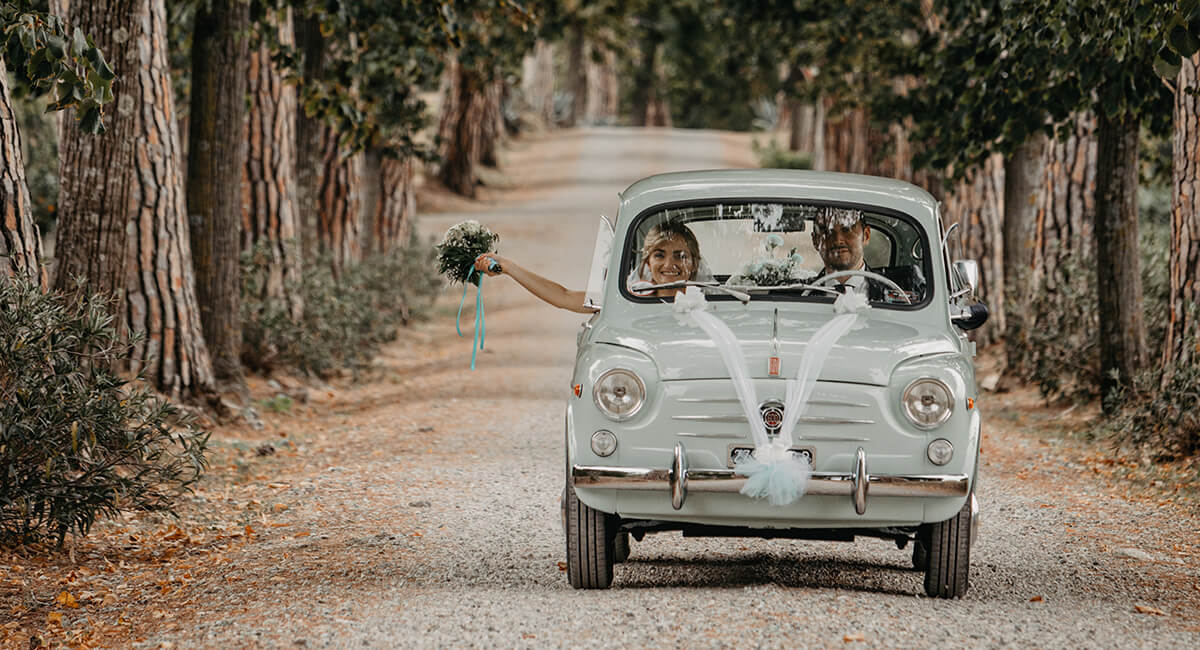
646;235;695;286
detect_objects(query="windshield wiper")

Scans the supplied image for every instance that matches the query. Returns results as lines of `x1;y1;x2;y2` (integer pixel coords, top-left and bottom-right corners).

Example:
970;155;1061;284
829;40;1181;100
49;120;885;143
631;281;751;304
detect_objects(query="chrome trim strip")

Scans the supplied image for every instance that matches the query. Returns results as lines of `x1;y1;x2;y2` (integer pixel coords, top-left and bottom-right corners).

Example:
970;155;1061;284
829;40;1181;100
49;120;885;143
677;431;745;439
674;398;870;408
795;436;871;442
572;465;969;498
672;414;874;425
969;493;980;544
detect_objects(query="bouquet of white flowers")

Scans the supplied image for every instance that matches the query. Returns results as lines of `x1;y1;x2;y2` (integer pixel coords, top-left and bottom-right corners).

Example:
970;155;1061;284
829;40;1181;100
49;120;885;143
436;220;499;285
725;235;813;287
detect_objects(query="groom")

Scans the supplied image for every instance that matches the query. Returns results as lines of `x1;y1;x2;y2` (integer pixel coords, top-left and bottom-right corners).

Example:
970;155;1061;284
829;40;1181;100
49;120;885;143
809;208;885;300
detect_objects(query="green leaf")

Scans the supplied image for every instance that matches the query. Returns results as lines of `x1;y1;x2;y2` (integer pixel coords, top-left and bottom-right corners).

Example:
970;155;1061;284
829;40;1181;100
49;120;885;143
1154;54;1182;79
46;34;67;60
72;27;86;58
78;105;102;134
1168;24;1200;57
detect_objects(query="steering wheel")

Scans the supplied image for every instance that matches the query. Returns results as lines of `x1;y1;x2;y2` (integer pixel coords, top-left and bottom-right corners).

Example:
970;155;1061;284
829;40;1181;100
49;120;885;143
814;269;913;305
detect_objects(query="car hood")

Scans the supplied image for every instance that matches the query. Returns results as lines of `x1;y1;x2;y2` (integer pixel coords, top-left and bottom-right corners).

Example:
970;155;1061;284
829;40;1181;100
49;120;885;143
590;308;957;385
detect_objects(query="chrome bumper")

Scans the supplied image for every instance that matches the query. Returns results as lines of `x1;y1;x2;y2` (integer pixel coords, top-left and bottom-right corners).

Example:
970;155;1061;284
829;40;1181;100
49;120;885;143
572;443;969;514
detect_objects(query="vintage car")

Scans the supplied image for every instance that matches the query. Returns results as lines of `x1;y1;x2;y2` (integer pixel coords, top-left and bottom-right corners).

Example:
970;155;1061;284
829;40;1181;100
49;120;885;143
563;170;987;598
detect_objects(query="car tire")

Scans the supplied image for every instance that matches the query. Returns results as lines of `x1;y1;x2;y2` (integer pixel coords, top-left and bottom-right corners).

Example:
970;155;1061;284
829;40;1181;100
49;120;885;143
565;481;615;589
911;539;927;571
613;531;631;564
922;496;972;598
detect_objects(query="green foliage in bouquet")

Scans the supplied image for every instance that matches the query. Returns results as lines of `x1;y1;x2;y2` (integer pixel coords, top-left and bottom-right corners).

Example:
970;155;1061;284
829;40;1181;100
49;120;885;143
0;278;208;546
436;220;498;286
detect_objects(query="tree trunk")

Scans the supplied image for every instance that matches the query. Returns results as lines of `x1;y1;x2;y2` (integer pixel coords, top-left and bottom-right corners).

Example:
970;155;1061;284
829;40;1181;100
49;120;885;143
1003;116;1098;385
317;125;362;275
564;22;587;128
54;0;214;400
479;76;503;169
0;57;44;288
187;0;249;386
1164;53;1200;375
520;40;556;127
437;61;485;198
822;101;877;175
1002;131;1048;358
243;8;303;322
941;155;1006;346
1094;108;1148;405
370;154;417;254
294;15;325;262
629;38;657;127
788;100;816;153
585;45;619;124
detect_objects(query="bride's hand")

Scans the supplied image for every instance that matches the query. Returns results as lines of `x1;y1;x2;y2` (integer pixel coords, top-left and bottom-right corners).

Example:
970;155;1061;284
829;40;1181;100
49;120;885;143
473;253;505;276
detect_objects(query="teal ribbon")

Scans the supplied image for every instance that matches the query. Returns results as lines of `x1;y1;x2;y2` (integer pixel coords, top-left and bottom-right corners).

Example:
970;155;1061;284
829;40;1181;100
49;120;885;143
457;267;487;370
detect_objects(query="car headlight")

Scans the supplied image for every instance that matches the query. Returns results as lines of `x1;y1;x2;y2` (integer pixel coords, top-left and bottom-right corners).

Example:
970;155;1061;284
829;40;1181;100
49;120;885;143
593;368;645;420
902;378;953;429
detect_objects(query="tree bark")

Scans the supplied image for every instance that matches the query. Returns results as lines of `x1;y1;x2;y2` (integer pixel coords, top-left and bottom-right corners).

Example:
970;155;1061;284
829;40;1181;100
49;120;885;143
317;125;362;275
437;60;485;198
1094;108;1148;404
585;45;619;124
293;15;325;262
941;155;1006;346
243;8;303;322
0;57;44;289
370;154;417;254
1164;53;1200;375
1002;131;1048;360
187;0;250;386
54;0;214;400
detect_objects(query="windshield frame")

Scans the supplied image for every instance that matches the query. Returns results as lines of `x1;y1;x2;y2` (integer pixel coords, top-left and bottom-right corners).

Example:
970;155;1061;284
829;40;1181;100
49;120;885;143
618;197;935;311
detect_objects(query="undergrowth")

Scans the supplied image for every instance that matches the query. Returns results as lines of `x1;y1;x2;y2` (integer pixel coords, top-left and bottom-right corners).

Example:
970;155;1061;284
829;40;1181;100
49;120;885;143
0;279;208;546
241;233;441;378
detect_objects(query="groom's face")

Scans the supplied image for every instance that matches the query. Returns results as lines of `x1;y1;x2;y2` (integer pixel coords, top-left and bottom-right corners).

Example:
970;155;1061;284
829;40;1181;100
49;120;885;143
812;218;870;272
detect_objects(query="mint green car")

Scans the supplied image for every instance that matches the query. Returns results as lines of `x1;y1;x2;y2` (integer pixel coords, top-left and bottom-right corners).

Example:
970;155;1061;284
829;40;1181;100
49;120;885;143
564;170;987;597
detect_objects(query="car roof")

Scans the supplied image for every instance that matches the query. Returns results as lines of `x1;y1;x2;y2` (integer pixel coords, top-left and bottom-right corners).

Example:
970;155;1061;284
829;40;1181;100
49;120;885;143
618;169;940;227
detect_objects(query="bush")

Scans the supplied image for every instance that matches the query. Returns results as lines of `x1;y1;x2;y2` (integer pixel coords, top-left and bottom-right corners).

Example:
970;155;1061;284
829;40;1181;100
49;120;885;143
0;279;208;546
753;139;813;170
1005;248;1100;402
241;233;442;377
1101;342;1200;460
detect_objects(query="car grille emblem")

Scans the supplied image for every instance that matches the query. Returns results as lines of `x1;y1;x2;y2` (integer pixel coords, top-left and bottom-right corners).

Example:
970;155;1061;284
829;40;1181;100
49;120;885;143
759;400;784;435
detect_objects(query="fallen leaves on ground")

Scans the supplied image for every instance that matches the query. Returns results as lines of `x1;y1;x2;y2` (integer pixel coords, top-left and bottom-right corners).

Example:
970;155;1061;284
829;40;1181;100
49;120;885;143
1134;605;1168;616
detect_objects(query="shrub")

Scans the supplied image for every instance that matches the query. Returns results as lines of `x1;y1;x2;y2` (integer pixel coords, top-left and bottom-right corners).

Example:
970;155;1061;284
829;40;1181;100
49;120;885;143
1100;338;1200;460
241;233;442;377
753;139;813;170
0;279;208;546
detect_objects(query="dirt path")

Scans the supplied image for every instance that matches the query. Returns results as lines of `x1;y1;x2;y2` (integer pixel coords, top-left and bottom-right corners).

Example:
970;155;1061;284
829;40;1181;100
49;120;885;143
3;128;1198;648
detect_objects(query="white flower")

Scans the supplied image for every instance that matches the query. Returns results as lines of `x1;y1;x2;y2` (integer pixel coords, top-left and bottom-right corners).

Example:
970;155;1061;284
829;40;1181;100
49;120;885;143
833;291;869;314
673;286;708;313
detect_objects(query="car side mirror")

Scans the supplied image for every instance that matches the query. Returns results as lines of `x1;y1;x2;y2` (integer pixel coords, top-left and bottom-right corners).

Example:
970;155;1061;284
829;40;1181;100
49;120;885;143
952;302;990;330
952;260;979;295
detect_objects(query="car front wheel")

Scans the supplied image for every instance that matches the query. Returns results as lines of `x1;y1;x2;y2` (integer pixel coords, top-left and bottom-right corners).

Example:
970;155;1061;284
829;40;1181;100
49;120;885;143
922;496;972;598
565;481;615;589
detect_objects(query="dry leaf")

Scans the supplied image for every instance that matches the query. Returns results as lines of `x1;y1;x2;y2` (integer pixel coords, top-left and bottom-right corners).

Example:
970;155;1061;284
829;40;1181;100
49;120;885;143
556;562;568;572
273;503;288;512
1029;595;1043;602
843;633;866;643
244;525;255;537
47;612;63;625
1133;605;1167;616
56;590;80;609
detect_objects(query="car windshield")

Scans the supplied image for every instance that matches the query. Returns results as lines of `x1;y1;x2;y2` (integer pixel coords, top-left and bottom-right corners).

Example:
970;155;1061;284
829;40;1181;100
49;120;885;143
623;201;930;306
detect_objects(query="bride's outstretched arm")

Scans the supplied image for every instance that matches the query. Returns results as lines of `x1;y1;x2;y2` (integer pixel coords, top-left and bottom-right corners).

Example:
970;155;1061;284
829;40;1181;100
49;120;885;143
474;254;598;314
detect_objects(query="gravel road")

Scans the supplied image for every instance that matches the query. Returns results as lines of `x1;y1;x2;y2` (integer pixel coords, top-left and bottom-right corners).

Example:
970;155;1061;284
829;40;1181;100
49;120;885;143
167;128;1199;648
